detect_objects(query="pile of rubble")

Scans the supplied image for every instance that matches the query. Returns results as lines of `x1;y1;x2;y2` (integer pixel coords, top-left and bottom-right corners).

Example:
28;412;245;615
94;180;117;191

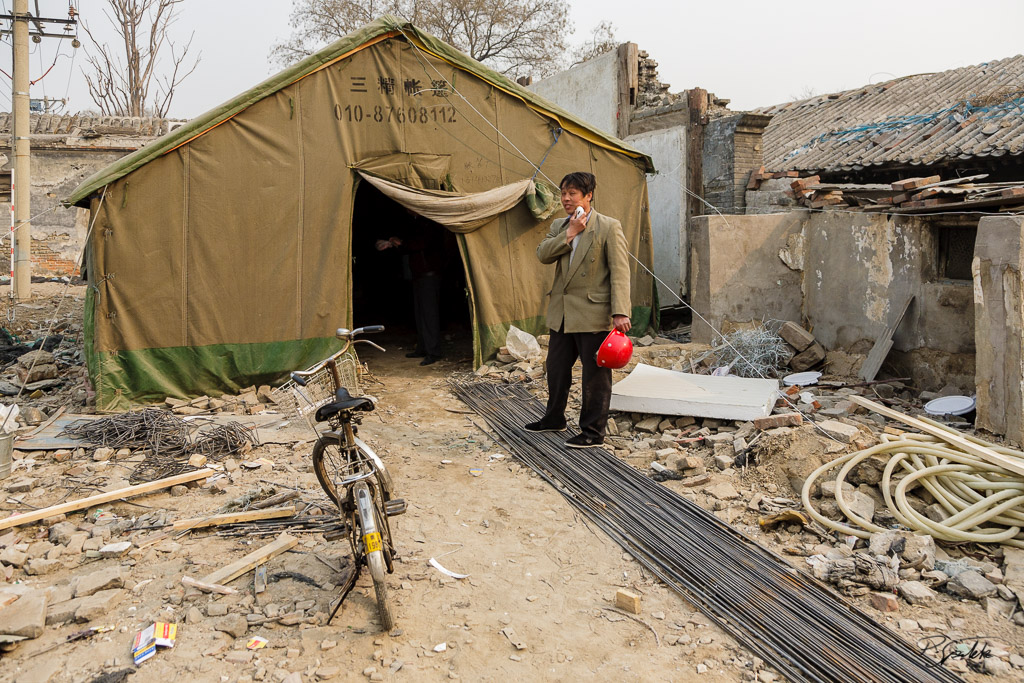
747;170;1024;214
165;385;280;417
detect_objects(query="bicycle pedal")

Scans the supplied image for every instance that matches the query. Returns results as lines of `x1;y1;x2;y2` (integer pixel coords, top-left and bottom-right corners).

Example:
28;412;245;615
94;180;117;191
385;498;407;516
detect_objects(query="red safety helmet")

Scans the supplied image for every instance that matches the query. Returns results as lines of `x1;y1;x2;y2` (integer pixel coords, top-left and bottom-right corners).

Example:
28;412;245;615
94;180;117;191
596;329;633;369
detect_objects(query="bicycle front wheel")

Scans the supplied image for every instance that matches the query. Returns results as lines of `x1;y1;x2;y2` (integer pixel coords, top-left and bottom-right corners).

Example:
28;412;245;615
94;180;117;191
354;481;395;631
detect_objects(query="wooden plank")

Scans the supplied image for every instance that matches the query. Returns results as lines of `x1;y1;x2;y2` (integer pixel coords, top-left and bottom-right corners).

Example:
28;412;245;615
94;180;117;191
891;175;941;191
181;575;238;595
0;469;213;531
200;533;298;586
892;194;1024;214
906;174;988;191
172;505;296;532
859;296;914;382
848;396;1024;479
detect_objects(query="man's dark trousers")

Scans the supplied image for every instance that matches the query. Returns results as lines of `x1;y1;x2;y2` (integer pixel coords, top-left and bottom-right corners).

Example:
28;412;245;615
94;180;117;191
412;272;442;357
542;327;612;439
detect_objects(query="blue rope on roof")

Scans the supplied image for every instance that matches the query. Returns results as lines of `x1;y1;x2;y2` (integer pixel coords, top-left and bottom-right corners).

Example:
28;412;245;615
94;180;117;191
784;94;1024;161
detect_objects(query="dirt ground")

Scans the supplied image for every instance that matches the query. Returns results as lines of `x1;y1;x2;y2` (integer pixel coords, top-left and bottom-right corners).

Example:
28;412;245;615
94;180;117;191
0;285;1022;682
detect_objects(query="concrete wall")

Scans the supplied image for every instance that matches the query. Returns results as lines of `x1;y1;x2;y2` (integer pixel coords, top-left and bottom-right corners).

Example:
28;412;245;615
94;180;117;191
973;216;1024;444
690;212;804;343
801;212;974;389
691;211;976;390
1;149;124;276
529;50;620;136
626;127;687;303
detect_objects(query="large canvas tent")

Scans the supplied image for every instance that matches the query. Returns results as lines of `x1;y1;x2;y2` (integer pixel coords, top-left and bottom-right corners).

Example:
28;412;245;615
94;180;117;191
67;16;657;411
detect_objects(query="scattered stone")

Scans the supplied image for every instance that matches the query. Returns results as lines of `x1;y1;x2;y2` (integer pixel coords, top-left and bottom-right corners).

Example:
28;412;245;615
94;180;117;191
983;596;1016;620
867;530;935;570
48;521;78;546
225;651;254;664
24;558;60;575
778;322;815;352
681;473;711;487
93;447;115;462
897;581;937;606
317;667;340;680
706;483;740;501
634;417;661;433
868;592;899;612
713;455;733;471
74;588;124;622
789;342;825;372
844;491;875;524
98;541;132;558
0;546;28;567
207;602;229;617
74;566;124;598
0;589;48;638
983;657;1011;676
818;420;859;444
753;413;802;430
946;570;996;600
211;613;248;638
916;617;945;631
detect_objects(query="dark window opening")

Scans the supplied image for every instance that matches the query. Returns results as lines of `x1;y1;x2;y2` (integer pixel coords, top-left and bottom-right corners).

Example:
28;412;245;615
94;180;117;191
936;224;977;281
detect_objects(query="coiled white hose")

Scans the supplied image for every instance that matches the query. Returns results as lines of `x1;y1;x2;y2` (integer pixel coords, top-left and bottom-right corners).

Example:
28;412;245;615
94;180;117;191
801;417;1024;549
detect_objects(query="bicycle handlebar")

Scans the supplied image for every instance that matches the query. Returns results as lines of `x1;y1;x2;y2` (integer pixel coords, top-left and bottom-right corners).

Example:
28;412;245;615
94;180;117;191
290;324;386;386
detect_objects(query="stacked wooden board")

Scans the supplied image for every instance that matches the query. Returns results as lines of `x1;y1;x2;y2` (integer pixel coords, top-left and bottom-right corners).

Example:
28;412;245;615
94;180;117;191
748;168;1024;213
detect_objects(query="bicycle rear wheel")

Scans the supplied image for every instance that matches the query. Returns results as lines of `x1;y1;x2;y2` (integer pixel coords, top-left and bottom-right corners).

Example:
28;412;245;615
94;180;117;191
354;481;395;631
312;434;347;506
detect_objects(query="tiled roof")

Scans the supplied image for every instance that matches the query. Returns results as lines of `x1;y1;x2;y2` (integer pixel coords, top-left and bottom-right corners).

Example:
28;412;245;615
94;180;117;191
757;55;1024;174
0;113;182;137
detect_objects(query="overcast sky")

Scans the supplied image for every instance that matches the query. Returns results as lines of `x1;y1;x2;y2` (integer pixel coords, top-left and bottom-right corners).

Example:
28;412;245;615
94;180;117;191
1;0;1022;118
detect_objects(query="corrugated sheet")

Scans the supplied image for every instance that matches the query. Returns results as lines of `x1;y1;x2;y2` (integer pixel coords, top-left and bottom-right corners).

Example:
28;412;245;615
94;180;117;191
758;55;1024;174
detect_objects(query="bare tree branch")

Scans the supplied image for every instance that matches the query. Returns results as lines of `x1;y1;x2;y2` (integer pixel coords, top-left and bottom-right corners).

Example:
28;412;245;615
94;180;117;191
80;0;200;117
272;0;575;79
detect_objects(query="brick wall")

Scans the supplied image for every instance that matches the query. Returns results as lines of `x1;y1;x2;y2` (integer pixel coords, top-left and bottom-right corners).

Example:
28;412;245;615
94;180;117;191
0;148;124;277
702;113;771;214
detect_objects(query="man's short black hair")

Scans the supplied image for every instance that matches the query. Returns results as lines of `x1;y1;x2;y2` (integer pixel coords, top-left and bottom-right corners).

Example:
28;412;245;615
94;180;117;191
560;171;596;196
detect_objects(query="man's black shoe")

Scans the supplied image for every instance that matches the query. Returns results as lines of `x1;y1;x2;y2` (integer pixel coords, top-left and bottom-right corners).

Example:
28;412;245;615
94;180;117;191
524;419;567;433
406;351;427;358
420;355;441;366
565;433;603;449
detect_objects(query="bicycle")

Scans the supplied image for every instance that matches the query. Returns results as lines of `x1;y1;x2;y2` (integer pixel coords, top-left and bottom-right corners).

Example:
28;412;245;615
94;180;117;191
289;325;405;631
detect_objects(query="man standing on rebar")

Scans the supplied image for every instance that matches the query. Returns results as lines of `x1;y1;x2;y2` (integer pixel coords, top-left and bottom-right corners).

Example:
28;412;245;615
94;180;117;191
525;171;631;448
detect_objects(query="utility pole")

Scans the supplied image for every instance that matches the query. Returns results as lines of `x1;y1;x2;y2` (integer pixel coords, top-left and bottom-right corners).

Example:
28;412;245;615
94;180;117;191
2;2;78;300
11;0;30;300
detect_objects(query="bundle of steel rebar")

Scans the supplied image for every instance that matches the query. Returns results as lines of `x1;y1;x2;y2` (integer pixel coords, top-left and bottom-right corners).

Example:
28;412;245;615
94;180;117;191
62;409;192;456
453;381;961;683
214;514;347;538
693;326;791;378
62;409;260;482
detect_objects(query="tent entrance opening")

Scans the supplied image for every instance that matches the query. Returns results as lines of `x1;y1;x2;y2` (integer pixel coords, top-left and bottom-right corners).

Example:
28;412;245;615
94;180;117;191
351;181;471;362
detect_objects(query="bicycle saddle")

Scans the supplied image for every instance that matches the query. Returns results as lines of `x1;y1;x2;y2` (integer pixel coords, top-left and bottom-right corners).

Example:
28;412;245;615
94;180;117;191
314;387;375;422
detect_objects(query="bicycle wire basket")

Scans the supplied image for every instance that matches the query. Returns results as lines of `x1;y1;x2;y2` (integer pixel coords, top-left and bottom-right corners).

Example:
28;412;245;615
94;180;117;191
272;347;362;432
